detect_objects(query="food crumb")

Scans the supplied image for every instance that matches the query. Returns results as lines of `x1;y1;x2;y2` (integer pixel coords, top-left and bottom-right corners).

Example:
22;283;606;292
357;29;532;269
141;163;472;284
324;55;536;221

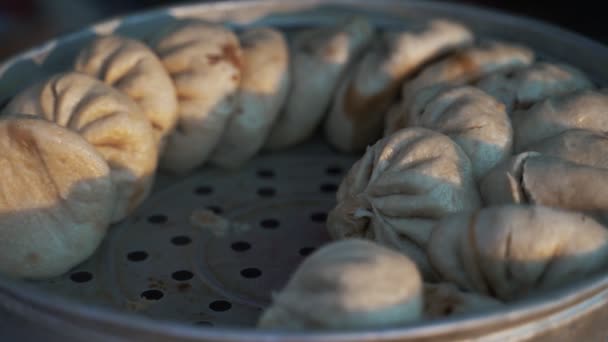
177;283;192;292
125;298;151;312
189;209;250;237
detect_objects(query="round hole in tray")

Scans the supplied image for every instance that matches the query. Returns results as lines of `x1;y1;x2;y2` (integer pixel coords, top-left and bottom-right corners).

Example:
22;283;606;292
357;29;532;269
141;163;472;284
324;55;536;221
310;211;327;223
127;250;148;262
259;218;279;229
230;241;251;252
172;270;194;281
299;247;316;256
147;214;168;224
325;165;343;176
194;185;213;195
70;271;93;283
320;183;338;193
257;186;276;197
256;169;275;179
206;205;223;214
240;268;262;279
140;289;164;300
171;235;192;246
209;300;232;312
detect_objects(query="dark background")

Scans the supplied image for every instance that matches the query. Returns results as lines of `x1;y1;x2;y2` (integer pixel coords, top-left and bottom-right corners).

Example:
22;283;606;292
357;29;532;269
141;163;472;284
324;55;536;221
1;0;606;60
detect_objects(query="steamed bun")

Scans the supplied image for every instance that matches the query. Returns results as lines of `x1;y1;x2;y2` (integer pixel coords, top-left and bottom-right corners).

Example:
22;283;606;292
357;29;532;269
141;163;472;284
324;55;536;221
150;20;243;173
480;151;608;221
210;27;289;168
481;130;608;214
3;72;157;222
257;239;423;330
386;41;534;130
386;86;512;179
526;129;608;169
0;116;113;279
325;19;473;152
75;35;178;150
476;62;592;113
264;16;374;150
428;205;608;301
513;90;608;152
327;128;481;278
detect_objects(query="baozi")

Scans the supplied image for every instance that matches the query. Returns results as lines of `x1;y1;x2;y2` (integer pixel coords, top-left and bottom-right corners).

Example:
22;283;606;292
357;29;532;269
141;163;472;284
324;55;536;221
386;41;534;129
428;205;608;301
479;151;608;217
264;16;373;150
513;90;608;151
386;86;512;179
327;127;481;278
0;116;113;279
526;129;608;169
3;72;157;222
210;27;289;168
75;35;179;150
325;19;473;152
150;20;242;173
476;62;592;113
257;239;423;330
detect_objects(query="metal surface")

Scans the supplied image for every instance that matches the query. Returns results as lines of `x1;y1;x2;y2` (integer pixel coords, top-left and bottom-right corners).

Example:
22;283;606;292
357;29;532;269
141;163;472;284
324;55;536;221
1;0;608;341
31;140;354;328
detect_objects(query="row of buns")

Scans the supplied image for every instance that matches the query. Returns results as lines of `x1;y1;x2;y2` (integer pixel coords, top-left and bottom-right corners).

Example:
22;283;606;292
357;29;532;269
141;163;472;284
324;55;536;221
259;204;608;330
251;14;608;331
2;14;608;331
0;16;477;279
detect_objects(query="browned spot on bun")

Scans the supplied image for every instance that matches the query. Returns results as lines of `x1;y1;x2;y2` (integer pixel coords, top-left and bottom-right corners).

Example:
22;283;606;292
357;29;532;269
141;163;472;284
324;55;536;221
207;54;222;65
206;44;243;71
151;121;164;131
94;140;126;150
343;82;401;149
6;121;49;174
177;92;196;102
452;52;478;76
7;121;38;155
221;43;243;71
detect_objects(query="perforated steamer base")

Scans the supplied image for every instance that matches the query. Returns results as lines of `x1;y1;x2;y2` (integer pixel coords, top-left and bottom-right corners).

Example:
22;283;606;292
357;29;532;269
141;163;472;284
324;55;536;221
30;139;357;328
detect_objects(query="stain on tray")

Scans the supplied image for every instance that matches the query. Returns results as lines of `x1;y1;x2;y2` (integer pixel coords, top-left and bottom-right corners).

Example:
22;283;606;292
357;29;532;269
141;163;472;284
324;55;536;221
177;283;192;293
148;277;167;291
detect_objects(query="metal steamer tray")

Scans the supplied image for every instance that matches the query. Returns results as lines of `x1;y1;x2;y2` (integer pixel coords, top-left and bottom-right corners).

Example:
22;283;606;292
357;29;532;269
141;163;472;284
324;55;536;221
1;1;608;341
